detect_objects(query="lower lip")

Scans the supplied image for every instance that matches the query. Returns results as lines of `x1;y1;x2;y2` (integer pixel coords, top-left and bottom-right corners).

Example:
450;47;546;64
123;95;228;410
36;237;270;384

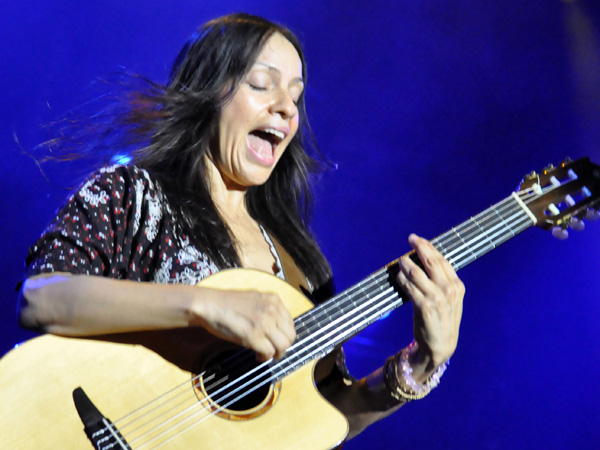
247;136;277;166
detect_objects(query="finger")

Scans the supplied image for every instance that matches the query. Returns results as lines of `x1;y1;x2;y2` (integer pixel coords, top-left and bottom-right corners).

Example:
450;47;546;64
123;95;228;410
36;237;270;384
408;234;452;284
252;327;293;361
399;247;462;312
249;334;277;362
275;302;296;344
250;297;295;360
409;235;465;304
397;256;431;306
265;326;295;359
260;293;296;344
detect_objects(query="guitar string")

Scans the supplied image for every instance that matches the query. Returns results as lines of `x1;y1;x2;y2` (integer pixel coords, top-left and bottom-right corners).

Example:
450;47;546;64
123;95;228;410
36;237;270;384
110;273;394;440
148;181;582;448
146;189;544;445
118;282;398;445
433;188;542;269
122;214;536;446
101;190;539;448
147;292;406;449
104;267;394;445
111;192;536;448
432;190;537;260
102;186;544;446
113;192;540;446
127;277;400;448
442;186;556;267
112;178;598;447
439;210;533;268
95;179;568;446
145;211;534;449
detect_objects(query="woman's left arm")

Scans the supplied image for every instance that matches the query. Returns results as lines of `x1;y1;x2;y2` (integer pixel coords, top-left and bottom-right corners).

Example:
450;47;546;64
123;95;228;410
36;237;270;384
319;234;465;439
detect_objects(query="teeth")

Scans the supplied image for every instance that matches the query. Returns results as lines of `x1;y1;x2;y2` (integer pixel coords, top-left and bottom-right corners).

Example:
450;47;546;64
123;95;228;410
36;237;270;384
263;128;285;141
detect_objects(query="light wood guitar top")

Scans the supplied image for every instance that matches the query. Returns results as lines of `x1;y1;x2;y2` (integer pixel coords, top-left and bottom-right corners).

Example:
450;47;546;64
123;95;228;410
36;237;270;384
0;269;349;449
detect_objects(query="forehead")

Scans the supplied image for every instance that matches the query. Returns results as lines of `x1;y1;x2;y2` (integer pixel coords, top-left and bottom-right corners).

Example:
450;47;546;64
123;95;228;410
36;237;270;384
254;32;303;81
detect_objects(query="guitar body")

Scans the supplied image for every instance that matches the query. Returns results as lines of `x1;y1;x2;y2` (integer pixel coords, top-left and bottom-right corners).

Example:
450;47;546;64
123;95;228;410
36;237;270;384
0;270;349;449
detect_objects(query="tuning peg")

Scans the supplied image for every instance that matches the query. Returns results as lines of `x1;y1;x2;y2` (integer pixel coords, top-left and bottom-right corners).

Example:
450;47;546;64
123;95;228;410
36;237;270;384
570;217;585;231
552;227;569;240
585;209;599;221
561;157;573;167
524;171;538;181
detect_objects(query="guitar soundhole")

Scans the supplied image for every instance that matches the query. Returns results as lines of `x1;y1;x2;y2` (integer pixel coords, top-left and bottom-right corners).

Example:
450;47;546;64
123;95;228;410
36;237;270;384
194;350;280;419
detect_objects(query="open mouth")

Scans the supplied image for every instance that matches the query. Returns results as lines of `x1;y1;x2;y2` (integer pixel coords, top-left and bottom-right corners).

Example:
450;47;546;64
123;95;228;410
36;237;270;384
247;128;286;164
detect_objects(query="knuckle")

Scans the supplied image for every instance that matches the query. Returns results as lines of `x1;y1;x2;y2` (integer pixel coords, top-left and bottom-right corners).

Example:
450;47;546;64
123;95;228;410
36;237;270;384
407;266;420;279
264;292;280;304
442;284;455;299
418;304;432;319
420;254;432;268
397;274;413;293
255;313;273;330
284;330;296;346
443;259;456;272
245;322;262;338
258;345;275;360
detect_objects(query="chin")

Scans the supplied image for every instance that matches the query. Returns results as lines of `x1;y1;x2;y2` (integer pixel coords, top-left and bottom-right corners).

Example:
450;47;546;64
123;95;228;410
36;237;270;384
236;169;273;189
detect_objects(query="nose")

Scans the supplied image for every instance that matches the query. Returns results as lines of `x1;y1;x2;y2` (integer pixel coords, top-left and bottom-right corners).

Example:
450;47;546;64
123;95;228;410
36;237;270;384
270;89;298;120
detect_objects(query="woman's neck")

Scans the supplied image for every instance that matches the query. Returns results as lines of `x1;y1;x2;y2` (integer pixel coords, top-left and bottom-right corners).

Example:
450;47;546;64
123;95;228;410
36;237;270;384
205;157;250;221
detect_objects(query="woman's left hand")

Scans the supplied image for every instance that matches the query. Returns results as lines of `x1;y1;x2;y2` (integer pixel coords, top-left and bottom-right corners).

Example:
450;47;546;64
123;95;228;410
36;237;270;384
397;233;465;381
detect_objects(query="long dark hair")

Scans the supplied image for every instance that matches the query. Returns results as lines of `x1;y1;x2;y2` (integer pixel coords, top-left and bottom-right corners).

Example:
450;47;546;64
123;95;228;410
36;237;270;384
126;13;332;290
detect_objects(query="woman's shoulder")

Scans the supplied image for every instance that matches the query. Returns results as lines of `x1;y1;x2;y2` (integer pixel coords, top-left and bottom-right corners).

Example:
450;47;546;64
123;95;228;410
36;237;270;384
73;164;166;204
82;164;157;189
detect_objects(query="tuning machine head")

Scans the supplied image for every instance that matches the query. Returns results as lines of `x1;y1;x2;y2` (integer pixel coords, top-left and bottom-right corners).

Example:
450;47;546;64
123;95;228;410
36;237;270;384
542;164;555;175
524;171;538;181
551;226;569;240
585;208;599;221
570;217;585;231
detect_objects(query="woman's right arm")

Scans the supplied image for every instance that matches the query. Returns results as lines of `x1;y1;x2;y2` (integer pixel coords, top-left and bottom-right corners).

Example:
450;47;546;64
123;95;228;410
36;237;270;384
18;272;296;360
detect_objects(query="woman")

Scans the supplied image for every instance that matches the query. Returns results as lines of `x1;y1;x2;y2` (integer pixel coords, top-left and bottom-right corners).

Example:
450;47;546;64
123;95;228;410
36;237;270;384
18;13;464;444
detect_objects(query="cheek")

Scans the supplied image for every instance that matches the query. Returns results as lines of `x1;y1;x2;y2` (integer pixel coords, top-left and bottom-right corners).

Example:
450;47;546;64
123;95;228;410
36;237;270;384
218;110;248;157
289;117;300;140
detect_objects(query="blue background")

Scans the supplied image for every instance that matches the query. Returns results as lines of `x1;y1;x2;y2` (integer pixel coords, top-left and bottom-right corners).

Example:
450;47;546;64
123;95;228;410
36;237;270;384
2;1;599;448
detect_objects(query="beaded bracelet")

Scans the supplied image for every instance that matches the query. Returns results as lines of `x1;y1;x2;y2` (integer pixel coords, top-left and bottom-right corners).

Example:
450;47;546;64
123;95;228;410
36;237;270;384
383;341;449;402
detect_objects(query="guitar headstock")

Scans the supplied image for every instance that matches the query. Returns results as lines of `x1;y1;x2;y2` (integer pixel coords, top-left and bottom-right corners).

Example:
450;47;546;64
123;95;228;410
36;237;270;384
518;157;600;237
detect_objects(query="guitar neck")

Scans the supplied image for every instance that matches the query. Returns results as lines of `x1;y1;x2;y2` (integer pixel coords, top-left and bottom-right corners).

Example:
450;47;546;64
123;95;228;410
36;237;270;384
272;191;537;378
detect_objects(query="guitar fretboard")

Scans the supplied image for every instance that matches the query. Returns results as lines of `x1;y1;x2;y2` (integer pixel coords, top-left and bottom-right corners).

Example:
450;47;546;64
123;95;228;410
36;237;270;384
272;191;537;378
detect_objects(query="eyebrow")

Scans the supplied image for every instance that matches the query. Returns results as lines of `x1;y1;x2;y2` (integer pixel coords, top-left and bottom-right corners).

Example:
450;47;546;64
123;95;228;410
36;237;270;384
254;62;304;85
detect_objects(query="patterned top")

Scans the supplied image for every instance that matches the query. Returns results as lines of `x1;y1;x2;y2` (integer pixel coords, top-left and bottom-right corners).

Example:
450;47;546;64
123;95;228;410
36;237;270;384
26;165;283;283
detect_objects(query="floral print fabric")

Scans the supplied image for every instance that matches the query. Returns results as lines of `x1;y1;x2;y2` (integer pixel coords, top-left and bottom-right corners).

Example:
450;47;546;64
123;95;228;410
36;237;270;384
26;165;219;284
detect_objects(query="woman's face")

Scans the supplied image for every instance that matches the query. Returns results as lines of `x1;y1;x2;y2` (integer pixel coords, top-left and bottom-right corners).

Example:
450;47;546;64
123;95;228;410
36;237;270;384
211;32;304;190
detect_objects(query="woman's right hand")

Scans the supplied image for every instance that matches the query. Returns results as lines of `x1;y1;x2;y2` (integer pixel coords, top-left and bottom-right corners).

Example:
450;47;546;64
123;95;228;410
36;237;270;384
190;289;296;361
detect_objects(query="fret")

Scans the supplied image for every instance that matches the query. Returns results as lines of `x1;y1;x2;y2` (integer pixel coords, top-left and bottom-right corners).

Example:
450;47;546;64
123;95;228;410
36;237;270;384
492;199;520;237
276;270;401;374
470;216;497;252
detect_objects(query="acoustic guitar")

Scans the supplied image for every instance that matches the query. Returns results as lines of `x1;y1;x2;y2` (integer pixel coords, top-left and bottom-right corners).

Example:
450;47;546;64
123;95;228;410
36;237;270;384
1;157;599;449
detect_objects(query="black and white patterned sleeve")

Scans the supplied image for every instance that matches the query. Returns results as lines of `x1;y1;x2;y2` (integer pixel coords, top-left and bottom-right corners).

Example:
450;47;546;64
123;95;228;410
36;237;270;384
26;165;146;278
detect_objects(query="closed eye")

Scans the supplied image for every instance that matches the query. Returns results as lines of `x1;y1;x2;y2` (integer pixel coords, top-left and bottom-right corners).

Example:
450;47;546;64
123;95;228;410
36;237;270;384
248;83;267;91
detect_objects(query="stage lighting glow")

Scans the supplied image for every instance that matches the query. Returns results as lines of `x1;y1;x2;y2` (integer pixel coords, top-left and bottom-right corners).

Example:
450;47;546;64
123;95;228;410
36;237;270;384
111;154;132;165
